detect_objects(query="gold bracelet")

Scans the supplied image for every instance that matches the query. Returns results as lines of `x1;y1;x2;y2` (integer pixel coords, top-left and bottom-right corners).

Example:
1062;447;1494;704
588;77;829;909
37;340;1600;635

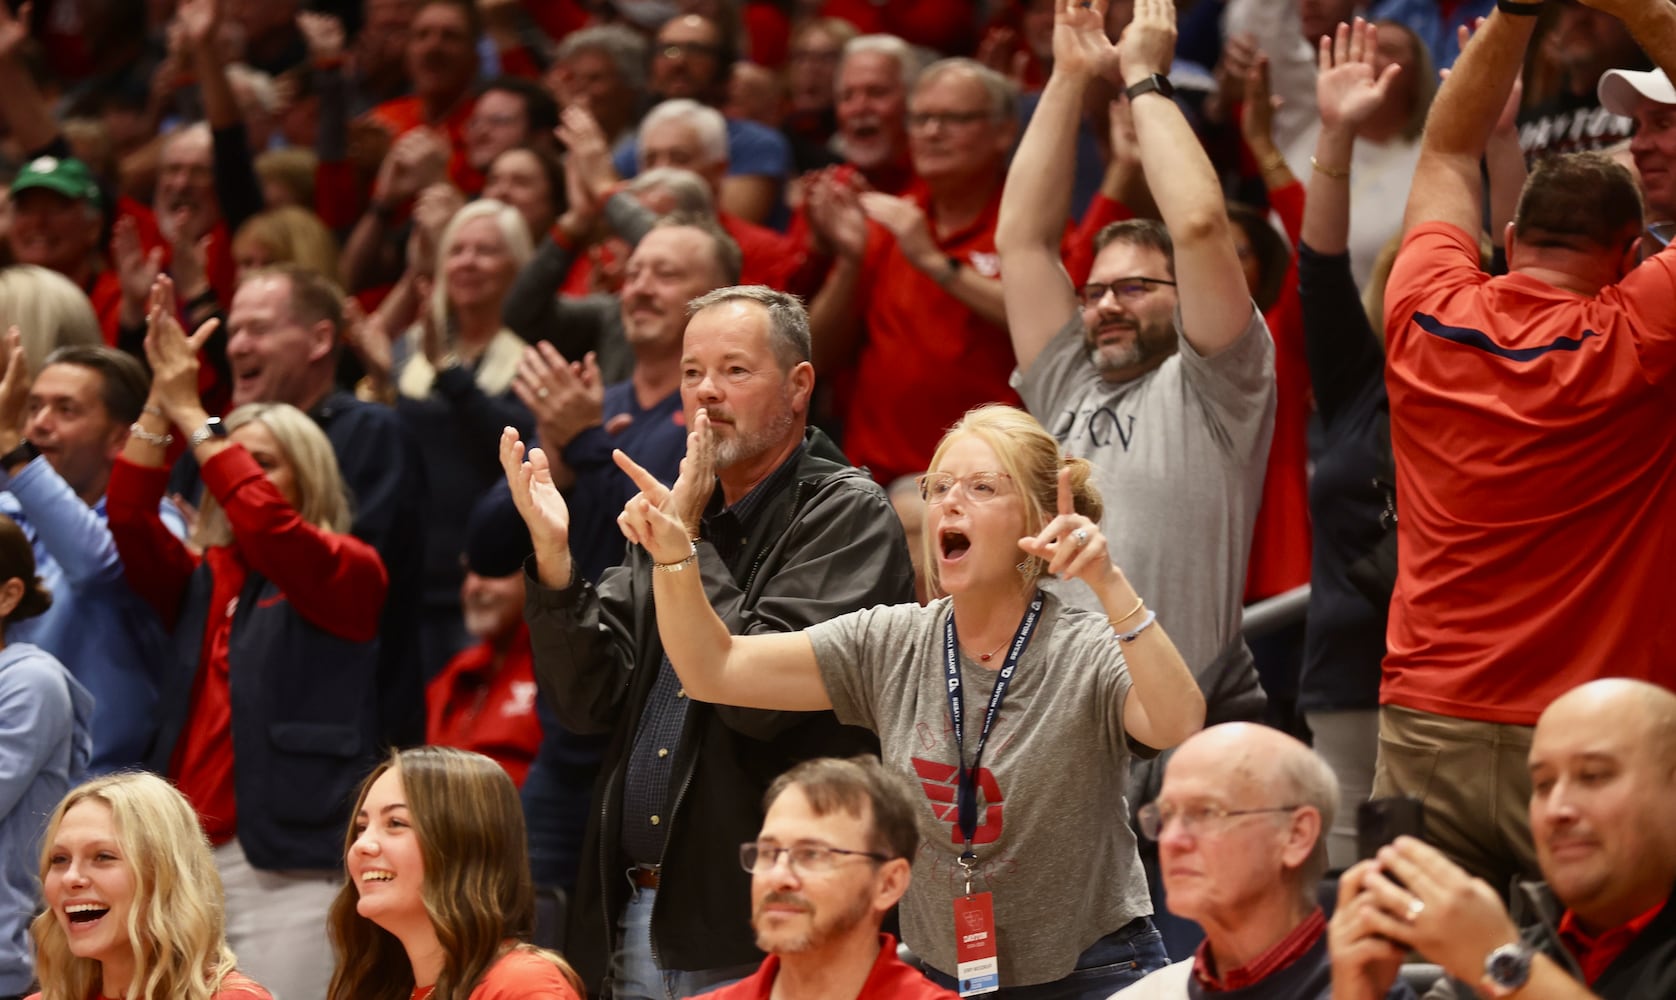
1258;151;1288;174
1109;596;1146;630
1310;156;1350;180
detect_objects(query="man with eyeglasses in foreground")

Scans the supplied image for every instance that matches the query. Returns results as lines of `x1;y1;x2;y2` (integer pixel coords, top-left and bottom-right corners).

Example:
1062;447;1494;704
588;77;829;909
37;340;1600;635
695;756;958;1000
1111;723;1412;1000
995;0;1276;953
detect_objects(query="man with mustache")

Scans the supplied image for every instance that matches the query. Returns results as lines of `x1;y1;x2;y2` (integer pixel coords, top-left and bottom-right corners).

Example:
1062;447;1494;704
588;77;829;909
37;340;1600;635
702;756;959;1000
1331;679;1676;1000
996;0;1275;941
504;284;912;999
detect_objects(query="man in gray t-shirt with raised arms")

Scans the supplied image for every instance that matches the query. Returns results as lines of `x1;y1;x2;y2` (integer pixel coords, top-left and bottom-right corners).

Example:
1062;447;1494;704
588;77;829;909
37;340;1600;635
995;0;1275;739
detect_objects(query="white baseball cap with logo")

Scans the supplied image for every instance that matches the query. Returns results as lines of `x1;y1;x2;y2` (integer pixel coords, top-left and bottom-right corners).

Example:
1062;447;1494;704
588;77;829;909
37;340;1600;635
1599;67;1676;116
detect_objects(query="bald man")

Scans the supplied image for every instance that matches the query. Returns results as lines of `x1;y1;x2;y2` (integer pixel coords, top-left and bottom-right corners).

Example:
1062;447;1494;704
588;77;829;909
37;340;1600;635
1331;678;1676;1000
1114;724;1406;999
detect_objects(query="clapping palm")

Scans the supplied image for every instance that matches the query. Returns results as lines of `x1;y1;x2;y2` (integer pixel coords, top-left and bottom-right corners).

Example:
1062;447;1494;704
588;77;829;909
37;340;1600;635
1316;19;1401;133
1054;0;1121;80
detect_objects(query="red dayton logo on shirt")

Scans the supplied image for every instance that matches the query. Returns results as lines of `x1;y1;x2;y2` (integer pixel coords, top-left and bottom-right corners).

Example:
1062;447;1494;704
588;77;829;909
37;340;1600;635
912;757;1003;845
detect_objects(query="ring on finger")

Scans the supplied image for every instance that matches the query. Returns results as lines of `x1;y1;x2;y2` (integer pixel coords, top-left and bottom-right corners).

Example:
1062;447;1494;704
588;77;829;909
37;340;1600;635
1404;897;1424;923
537;387;551;400
1071;528;1089;547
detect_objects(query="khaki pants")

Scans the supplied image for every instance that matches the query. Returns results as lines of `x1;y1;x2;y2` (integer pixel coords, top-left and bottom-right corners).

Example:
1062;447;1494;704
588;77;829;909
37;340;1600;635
1371;704;1540;898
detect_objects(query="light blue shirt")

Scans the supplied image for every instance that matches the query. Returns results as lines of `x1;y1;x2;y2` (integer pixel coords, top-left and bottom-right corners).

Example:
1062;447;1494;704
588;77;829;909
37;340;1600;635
0;641;92;993
0;456;184;773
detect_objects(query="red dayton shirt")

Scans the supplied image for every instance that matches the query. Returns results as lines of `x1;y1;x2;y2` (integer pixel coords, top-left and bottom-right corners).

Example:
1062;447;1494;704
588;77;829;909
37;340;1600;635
700;933;959;1000
426;623;544;787
107;446;387;842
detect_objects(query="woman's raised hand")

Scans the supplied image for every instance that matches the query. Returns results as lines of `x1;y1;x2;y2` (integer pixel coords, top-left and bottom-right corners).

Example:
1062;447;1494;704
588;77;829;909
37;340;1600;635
1018;466;1114;586
144;275;220;425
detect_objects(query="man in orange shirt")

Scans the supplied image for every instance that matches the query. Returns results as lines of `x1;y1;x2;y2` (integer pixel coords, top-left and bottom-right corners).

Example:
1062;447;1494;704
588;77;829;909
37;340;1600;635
1376;0;1676;897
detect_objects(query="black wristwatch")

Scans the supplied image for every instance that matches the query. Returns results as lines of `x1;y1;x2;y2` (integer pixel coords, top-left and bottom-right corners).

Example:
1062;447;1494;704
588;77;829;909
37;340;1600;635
1482;942;1534;997
189;416;230;450
0;438;39;471
1125;73;1176;102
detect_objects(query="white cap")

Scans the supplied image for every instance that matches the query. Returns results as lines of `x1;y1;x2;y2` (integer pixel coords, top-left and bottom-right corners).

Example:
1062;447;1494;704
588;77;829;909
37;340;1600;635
1598;67;1676;117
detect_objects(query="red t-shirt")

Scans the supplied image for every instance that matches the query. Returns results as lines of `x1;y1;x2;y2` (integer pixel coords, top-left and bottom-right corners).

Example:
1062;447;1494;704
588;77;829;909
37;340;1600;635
426;624;544;787
365;95;483;195
466;949;583;1000
28;970;272;1000
698;933;958;1000
1381;222;1676;725
843;185;1023;485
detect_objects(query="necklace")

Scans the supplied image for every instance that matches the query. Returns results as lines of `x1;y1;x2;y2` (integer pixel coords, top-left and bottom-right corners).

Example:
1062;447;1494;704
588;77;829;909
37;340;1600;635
970;637;1009;662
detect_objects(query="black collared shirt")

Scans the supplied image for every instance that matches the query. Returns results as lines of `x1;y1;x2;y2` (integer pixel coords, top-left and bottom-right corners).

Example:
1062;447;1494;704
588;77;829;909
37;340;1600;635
619;442;807;866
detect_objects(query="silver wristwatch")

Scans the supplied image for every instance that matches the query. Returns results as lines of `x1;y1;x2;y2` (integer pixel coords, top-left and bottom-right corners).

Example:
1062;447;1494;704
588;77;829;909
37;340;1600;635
1482;942;1534;997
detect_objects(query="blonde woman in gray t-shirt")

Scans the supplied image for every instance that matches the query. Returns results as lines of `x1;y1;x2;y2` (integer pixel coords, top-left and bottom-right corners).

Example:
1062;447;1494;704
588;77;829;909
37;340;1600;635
591;403;1205;1000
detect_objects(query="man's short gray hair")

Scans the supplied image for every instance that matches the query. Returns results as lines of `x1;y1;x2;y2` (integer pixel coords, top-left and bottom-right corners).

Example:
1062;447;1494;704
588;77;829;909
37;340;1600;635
841;34;924;91
638;99;729;170
914;57;1018;122
555;24;648;95
686;285;811;372
1276;748;1340;893
628;167;715;216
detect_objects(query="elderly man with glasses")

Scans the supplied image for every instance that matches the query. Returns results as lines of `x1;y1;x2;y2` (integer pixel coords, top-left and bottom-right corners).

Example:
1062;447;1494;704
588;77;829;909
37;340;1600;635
1113;723;1411;1000
704;756;960;1000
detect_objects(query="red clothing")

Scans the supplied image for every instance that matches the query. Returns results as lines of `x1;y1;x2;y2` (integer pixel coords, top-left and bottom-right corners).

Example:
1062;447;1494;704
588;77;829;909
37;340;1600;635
426;624;544;786
1064;191;1135;289
1244;181;1312;602
562;212;814;297
816;0;978;55
108;446;387;840
1192;908;1325;991
87;269;123;347
743;2;791;67
698;933;958;1000
1559;901;1666;985
1382;222;1676;725
843;183;1023;485
29;971;272;1000
467;948;583;1000
365;94;483;195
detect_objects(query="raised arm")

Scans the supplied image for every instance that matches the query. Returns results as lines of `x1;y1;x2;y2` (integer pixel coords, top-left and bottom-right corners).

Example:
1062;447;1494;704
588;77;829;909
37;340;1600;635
1402;8;1536;234
1589;0;1676;78
612;412;834;712
996;0;1116;374
0;3;61;156
1121;0;1252;357
1304;20;1402;256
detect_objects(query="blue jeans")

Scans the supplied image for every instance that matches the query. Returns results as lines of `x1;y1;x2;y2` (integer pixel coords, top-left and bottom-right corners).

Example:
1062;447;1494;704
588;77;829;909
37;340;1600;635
925;917;1168;1000
612;884;758;1000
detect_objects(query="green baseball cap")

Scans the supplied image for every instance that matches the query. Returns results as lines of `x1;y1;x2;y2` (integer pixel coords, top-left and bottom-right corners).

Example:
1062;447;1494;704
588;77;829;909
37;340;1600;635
11;156;102;208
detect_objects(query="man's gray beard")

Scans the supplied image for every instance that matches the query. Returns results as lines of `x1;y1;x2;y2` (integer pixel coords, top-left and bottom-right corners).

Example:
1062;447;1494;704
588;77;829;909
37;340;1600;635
712;407;797;471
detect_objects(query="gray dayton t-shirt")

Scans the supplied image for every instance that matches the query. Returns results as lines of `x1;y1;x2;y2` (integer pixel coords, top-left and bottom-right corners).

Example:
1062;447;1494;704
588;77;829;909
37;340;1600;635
1012;305;1274;705
807;592;1150;987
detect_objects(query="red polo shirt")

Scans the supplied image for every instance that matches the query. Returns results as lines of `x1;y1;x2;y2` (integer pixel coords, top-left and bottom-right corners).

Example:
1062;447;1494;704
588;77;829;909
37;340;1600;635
1192;908;1326;992
699;933;959;1000
1381;223;1676;724
1558;900;1667;985
842;183;1022;485
426;623;544;787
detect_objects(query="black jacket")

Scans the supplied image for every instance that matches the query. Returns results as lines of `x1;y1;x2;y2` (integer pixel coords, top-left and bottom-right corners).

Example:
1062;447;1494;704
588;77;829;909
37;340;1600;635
526;428;915;994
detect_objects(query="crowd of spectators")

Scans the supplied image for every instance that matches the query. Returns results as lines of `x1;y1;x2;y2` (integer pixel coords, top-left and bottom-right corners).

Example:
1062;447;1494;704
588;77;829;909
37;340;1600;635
0;0;1671;997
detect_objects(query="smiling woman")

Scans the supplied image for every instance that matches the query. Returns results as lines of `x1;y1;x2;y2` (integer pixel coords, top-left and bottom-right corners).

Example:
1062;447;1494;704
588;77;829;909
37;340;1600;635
27;772;271;1000
327;747;583;1000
